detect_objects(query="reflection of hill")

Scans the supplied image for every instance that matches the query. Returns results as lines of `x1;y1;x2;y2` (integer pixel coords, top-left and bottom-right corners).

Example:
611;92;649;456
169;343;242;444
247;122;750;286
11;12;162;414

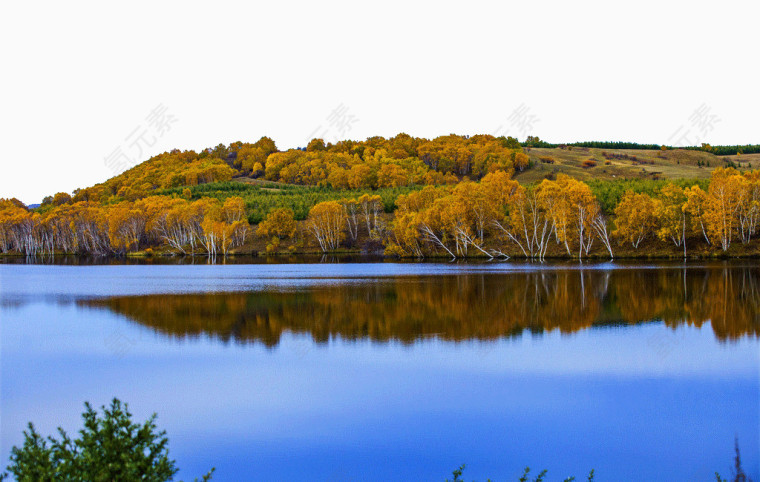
83;267;759;345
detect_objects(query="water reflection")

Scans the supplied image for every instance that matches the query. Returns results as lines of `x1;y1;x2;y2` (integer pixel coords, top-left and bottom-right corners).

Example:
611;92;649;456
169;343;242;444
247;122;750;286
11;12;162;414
0;254;388;265
84;266;759;344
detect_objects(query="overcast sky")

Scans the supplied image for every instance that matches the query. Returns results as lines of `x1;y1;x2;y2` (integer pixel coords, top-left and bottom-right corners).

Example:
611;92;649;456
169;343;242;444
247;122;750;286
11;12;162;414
1;0;758;204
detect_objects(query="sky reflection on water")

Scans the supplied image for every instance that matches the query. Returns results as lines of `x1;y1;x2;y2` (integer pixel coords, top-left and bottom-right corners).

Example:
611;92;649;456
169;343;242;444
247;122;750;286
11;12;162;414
0;262;758;481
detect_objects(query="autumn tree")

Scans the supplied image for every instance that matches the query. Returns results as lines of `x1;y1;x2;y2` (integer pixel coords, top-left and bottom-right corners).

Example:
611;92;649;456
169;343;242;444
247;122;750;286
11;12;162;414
614;191;659;248
200;216;234;255
564;177;599;257
357;194;383;236
513;152;530;172
307;201;346;252
492;183;551;259
306;138;326;152
409;186;492;258
451;180;495;244
108;202;146;253
416;197;459;258
703;168;747;251
257;208;297;241
347;164;375;189
591;211;615;258
222;197;249;246
327;167;350;189
386;212;424;257
738;170;760;242
377;163;408;188
68;202;112;255
237;136;277;174
685;185;711;245
536;175;599;257
141;196;192;253
52;192;73;206
340;198;360;242
656;183;689;256
0;199;29;253
479;171;551;259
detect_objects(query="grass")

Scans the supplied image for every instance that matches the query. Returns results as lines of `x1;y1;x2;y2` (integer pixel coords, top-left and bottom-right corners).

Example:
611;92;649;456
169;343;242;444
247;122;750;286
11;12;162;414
516;147;759;183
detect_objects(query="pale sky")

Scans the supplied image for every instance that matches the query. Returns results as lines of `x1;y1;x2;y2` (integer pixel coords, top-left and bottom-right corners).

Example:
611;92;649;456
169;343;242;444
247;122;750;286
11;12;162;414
1;0;758;204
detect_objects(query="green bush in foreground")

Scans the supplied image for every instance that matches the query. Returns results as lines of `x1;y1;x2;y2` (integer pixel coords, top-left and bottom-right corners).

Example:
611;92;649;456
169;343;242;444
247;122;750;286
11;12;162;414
3;398;213;482
449;443;754;482
715;438;754;482
447;464;594;481
2;399;753;481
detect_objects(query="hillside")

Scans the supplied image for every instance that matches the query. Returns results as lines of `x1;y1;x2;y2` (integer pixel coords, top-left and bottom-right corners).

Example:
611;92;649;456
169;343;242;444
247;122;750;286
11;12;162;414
516;146;759;183
47;135;759;206
2;135;758;260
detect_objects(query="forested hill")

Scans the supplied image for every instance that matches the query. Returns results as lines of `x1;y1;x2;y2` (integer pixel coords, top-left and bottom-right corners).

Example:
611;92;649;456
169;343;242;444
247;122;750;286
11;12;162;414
53;134;760;206
1;134;758;259
60;134;524;204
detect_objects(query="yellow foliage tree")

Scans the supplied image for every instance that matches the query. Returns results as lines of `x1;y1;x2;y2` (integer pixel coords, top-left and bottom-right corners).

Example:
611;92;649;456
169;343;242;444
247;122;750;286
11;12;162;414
703;168;747;250
257;208;297;241
307;201;346;252
614;191;660;248
656;184;688;256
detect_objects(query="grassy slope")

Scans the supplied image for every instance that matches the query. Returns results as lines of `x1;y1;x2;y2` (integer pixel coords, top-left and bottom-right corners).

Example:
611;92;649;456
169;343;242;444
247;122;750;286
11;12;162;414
515;147;760;183
224;148;759;197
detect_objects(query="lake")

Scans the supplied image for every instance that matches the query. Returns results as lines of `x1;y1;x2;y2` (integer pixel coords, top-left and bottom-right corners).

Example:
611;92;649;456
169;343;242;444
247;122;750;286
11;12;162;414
1;260;758;480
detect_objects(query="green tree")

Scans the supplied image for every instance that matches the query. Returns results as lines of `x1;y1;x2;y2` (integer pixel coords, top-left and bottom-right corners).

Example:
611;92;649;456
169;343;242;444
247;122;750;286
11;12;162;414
5;398;213;482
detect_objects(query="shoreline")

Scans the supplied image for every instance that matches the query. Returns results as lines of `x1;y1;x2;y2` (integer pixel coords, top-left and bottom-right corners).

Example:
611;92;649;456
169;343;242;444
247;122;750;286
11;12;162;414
2;250;759;261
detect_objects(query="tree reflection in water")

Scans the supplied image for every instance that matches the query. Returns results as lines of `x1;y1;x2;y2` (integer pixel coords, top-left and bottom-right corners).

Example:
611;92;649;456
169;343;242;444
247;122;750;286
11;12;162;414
83;266;759;346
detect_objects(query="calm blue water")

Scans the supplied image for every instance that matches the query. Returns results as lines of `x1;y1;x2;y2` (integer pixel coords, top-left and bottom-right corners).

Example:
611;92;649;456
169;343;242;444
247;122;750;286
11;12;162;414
1;262;758;481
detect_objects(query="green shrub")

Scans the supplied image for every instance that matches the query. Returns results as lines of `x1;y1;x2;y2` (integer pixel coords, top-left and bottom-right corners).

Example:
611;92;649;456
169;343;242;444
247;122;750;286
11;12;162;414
4;399;213;482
